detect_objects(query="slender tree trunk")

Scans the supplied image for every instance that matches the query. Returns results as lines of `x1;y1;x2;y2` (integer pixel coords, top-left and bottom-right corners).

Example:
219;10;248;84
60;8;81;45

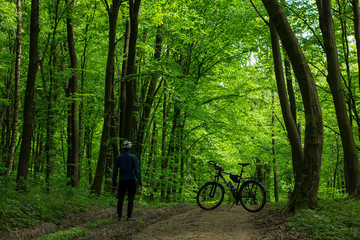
351;0;360;91
262;0;323;212
119;20;130;141
65;0;80;187
178;118;186;195
79;23;90;162
0;67;15;130
284;56;297;123
269;20;304;185
134;24;163;158
44;0;61;192
91;0;122;195
160;80;168;200
148;118;157;201
317;0;360;197
16;0;39;191
6;0;22;177
333;135;340;196
33;131;41;178
165;104;181;201
85;126;93;185
271;91;279;202
124;0;141;141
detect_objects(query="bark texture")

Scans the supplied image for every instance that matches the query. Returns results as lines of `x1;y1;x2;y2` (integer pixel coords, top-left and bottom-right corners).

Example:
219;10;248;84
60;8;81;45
262;0;323;212
91;0;122;195
16;0;39;191
317;0;360;197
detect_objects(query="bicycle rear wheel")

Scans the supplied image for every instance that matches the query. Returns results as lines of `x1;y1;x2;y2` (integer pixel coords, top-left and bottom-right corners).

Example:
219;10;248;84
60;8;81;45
239;180;266;212
196;182;225;210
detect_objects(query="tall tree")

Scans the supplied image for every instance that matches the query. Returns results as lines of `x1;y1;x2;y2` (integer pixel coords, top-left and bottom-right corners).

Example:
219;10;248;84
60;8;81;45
16;0;40;191
134;24;163;158
269;19;304;189
5;0;22;177
123;0;141;141
91;0;123;195
65;0;80;187
119;20;130;141
262;0;324;212
42;0;61;193
316;0;360;197
351;0;360;91
160;79;168;200
271;90;279;202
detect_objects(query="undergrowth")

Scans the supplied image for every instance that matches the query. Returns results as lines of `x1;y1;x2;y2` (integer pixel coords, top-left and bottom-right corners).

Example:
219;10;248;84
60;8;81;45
36;227;89;240
87;219;114;228
0;176;117;231
288;198;360;240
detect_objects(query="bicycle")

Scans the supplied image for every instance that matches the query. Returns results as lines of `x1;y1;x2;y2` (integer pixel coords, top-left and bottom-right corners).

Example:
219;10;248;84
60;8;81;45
196;160;266;212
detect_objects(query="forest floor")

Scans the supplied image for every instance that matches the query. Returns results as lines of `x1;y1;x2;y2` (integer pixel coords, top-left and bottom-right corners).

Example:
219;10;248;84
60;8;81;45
0;204;301;240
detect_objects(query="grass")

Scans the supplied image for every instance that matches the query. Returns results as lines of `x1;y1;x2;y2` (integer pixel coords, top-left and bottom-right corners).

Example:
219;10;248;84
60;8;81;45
87;219;114;228
0;176;117;231
288;198;360;240
36;227;89;240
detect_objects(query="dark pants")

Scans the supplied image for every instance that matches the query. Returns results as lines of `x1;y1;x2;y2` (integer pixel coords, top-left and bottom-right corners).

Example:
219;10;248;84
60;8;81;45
117;180;136;218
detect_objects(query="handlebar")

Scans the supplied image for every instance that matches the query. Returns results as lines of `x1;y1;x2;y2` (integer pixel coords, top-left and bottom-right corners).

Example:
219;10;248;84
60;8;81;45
208;160;216;166
207;160;224;171
207;160;250;175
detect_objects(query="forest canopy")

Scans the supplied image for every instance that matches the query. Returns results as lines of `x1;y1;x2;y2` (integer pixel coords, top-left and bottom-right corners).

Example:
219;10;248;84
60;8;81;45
1;0;360;214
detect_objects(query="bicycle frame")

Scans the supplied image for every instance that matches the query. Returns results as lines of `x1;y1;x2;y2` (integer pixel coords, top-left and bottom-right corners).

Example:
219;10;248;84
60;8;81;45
211;167;245;201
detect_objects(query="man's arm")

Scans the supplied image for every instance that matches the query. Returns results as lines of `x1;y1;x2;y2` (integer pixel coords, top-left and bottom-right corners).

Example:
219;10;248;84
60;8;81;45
133;156;142;185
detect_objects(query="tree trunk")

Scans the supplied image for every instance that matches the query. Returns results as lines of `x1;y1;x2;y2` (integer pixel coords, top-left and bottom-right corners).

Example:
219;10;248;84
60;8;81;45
65;0;80;187
160;80;168;200
352;0;360;92
134;24;163;158
269;20;304;185
85;125;93;185
0;67;15;130
148;118;158;201
119;20;130;141
6;0;22;177
124;0;141;141
16;0;39;191
271;91;279;202
42;0;61;192
91;0;122;195
262;0;323;212
317;0;360;197
165;104;181;201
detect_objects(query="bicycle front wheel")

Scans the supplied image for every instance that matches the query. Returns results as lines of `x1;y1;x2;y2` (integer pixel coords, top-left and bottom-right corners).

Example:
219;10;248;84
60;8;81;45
196;182;225;210
239;180;266;212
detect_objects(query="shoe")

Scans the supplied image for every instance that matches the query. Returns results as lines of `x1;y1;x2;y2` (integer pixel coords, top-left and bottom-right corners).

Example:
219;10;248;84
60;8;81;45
117;217;122;222
127;217;136;221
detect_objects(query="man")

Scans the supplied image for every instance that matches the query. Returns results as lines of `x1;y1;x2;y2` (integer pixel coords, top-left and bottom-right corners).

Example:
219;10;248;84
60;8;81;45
112;141;142;222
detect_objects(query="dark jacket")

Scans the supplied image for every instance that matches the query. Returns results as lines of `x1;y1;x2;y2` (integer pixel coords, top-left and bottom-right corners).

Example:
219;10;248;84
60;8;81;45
112;151;142;186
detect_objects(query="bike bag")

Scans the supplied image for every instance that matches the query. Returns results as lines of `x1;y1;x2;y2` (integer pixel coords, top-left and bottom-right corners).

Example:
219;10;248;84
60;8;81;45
230;173;240;183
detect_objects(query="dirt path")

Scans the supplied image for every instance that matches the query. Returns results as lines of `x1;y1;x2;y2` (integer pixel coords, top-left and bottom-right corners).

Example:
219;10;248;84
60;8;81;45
74;204;259;240
0;204;298;240
130;205;257;240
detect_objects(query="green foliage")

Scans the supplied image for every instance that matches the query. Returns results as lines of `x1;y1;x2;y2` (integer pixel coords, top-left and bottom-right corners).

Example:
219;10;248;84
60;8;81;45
288;199;360;240
36;227;89;240
87;219;113;228
0;177;116;230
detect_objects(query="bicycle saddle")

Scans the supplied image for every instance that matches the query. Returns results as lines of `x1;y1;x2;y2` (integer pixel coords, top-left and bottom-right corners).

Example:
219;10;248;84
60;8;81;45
238;163;250;167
